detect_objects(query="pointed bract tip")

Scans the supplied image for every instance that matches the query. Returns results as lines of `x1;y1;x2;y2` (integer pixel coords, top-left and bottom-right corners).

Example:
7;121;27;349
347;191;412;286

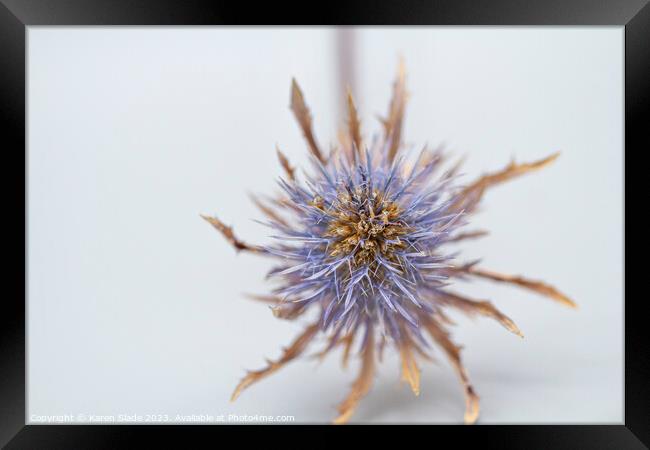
200;213;217;224
541;151;561;166
346;87;355;102
563;297;579;309
464;401;480;425
230;389;240;402
290;78;301;96
397;55;406;77
332;410;353;425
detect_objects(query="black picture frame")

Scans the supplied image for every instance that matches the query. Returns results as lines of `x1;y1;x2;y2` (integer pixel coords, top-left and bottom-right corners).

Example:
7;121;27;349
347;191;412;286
2;0;645;448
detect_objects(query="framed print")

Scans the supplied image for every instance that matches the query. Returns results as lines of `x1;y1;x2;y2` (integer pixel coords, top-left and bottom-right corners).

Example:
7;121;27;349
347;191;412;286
1;0;645;448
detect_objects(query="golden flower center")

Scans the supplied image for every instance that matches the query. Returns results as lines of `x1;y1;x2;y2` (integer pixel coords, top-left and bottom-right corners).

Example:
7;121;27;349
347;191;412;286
322;189;409;267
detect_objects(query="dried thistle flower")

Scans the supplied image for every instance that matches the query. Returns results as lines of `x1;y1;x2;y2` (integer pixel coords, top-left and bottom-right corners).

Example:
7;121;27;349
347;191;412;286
203;62;575;424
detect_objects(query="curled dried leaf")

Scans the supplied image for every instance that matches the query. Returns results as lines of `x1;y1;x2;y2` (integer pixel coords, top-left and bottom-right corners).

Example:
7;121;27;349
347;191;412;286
291;79;325;164
201;214;264;253
333;327;375;424
466;266;577;309
231;323;320;401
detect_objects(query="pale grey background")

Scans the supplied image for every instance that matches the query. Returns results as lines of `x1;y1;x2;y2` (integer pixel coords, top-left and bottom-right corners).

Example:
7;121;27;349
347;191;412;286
27;27;623;424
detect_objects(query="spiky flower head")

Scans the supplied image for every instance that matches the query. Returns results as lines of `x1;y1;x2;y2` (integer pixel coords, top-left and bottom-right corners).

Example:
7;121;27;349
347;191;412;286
203;63;575;424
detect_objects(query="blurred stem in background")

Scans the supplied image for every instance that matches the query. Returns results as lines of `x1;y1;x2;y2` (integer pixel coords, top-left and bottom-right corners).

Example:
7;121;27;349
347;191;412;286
336;28;357;126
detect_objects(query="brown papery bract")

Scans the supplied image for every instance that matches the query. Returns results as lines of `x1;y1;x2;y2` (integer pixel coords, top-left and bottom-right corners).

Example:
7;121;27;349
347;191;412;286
230;323;320;402
465;266;577;309
200;214;264;253
452;152;560;213
333;327;375;424
290;79;325;164
420;314;480;425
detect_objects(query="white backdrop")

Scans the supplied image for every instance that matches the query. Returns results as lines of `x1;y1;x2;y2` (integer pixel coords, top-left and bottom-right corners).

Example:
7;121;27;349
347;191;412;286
28;27;623;424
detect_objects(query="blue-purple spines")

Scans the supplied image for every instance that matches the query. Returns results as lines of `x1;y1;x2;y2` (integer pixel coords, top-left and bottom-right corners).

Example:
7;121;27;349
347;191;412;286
263;146;465;348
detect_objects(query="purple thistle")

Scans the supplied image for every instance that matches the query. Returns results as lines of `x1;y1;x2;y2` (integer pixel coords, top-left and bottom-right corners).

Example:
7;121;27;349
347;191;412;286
203;63;575;424
264;148;462;346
